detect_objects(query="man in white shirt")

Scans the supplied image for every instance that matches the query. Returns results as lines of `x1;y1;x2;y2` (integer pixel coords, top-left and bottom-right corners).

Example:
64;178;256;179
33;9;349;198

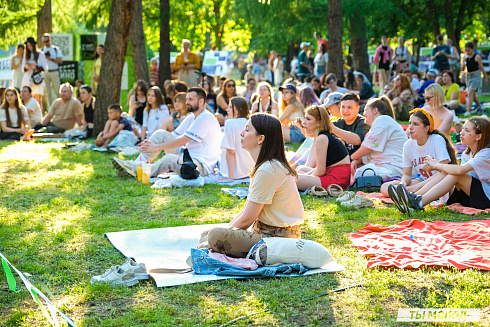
113;87;222;178
41;33;63;109
20;86;43;126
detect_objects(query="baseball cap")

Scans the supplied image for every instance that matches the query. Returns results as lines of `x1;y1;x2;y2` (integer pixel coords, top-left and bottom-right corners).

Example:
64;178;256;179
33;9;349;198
320;92;343;108
279;83;297;94
427;68;439;76
300;42;311;49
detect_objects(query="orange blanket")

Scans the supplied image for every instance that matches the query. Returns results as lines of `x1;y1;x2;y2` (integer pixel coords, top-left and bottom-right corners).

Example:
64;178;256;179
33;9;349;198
350;219;490;270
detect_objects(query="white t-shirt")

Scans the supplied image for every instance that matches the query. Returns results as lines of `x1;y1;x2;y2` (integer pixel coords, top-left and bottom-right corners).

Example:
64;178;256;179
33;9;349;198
41;45;62;70
143;105;170;138
0;106;29;128
411;77;420;92
466;148;490;199
248;160;304;227
361;115;407;176
314;52;329;66
290;58;298;74
24;97;42;125
219;117;254;179
174;109;222;174
403;134;451;179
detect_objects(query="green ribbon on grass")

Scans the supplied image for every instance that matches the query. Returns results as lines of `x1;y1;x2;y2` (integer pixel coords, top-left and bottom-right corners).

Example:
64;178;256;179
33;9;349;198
1;257;21;293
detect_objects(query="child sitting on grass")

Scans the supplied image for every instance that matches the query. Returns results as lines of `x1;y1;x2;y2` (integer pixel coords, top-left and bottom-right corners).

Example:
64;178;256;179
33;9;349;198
95;104;133;148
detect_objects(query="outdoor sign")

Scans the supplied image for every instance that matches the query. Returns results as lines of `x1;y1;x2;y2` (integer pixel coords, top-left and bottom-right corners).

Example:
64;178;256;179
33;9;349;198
81;35;98;61
202;50;233;76
51;33;73;61
418;47;434;72
59;61;78;85
0;56;13;87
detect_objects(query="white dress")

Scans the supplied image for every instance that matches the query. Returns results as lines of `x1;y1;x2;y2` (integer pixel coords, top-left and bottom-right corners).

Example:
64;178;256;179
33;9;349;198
274;58;284;86
21;52;48;96
12;56;24;89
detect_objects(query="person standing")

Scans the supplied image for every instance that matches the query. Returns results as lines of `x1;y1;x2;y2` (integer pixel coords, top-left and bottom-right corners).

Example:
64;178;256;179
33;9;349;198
373;36;392;90
314;32;328;52
10;44;25;89
394;36;411;74
92;45;104;95
463;41;488;116
22;37;48;113
446;38;460;83
431;35;451;72
297;42;312;83
41;33;63;109
274;54;284;87
174;39;201;87
314;43;328;79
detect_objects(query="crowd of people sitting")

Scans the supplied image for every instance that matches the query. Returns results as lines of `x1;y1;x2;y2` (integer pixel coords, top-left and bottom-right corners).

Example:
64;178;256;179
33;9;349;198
2;34;490;261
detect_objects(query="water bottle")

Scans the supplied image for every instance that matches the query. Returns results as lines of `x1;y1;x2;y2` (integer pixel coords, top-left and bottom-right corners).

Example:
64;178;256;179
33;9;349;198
410;234;443;246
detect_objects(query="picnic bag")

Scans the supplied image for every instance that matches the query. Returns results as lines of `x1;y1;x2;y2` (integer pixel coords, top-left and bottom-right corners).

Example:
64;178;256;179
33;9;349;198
179;148;200;180
31;69;44;85
350;168;383;192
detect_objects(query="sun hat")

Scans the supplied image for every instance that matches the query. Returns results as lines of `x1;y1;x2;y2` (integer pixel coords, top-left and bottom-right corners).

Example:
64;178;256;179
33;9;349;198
320;92;344;108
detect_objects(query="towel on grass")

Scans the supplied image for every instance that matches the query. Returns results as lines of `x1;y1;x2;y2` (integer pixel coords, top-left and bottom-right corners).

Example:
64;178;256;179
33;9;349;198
350;218;490;270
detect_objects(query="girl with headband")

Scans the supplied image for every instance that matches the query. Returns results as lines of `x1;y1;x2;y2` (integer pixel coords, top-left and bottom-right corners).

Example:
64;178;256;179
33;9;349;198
390;116;490;212
381;108;456;198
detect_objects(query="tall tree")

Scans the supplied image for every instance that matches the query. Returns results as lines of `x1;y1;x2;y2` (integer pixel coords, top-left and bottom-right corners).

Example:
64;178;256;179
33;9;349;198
129;0;149;84
159;0;171;87
349;5;370;81
37;0;52;44
93;0;133;134
328;0;343;78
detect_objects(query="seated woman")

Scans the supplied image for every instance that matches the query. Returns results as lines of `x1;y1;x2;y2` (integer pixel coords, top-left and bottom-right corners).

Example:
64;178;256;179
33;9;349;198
423;83;453;139
354;72;375;103
386;73;414;121
80;85;95;138
381;108;457;197
351;96;407;180
128;79;149;126
157;92;188;132
205;113;305;258
203;79;217;113
216;78;237;126
390;117;490;211
0;87;31;140
441;70;465;114
298;86;321;109
295;106;351;191
220;97;255;180
251;82;279;116
278;83;305;144
141;86;170;140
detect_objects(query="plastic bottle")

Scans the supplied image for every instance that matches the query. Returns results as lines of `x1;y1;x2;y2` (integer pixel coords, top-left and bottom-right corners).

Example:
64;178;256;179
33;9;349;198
410;234;443;246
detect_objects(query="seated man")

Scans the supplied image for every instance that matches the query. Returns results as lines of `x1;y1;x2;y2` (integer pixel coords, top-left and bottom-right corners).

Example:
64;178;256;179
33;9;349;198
112;87;222;178
95;104;133;148
331;93;371;156
35;83;84;133
20;86;43;126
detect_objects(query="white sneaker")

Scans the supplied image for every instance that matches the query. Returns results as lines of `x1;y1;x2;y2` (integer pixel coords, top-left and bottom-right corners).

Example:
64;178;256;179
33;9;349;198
336;191;355;203
112;157;136;177
340;195;374;209
119;258;149;280
90;265;139;286
463;112;472;117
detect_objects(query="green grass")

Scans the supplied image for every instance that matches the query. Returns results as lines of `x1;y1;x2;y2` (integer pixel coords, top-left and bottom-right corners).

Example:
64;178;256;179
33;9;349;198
1;141;489;326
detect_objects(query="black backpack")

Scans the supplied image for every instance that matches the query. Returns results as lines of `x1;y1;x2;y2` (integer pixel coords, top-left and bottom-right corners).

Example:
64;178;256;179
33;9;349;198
179;148;200;180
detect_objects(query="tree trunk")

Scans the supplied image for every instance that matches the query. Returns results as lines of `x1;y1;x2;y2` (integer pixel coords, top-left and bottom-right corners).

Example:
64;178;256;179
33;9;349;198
328;0;343;80
426;0;440;41
129;0;149;84
213;0;222;49
349;3;371;82
159;0;171;89
94;0;133;135
37;0;52;45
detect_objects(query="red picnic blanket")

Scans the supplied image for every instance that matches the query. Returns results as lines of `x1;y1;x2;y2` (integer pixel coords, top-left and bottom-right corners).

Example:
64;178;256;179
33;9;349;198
349;219;490;270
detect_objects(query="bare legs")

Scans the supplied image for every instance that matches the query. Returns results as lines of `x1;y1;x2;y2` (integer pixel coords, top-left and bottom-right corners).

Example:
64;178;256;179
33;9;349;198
420;173;472;206
95;120;118;148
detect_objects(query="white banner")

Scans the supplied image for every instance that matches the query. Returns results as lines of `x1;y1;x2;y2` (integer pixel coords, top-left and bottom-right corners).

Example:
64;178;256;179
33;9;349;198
0;56;13;87
397;308;480;322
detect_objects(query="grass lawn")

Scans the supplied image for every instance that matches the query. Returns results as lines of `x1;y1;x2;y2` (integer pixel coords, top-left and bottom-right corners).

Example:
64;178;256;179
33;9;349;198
1;141;489;326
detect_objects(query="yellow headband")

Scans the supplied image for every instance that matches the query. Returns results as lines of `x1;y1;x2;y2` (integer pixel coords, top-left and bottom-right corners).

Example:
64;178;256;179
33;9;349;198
409;108;434;133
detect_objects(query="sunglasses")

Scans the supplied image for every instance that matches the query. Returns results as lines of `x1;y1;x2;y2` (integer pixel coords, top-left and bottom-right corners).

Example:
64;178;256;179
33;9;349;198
43;40;50;43
425;95;434;100
227;84;236;88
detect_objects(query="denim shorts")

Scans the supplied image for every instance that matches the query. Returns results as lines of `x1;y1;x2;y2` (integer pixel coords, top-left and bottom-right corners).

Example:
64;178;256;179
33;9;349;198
289;125;306;144
466;72;482;91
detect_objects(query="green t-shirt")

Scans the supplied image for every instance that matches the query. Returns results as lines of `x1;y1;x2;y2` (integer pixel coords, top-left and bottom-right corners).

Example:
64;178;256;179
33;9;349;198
297;51;309;76
442;83;460;104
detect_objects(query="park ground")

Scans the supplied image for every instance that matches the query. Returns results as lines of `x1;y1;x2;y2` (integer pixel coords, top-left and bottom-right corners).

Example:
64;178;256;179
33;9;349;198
1;139;489;326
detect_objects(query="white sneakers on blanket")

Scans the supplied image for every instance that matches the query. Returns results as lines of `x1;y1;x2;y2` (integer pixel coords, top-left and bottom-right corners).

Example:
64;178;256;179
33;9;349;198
91;259;148;287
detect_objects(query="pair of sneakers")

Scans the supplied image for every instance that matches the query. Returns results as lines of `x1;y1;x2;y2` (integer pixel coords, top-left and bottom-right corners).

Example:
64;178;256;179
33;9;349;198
388;184;423;215
336;191;374;209
91;258;148;287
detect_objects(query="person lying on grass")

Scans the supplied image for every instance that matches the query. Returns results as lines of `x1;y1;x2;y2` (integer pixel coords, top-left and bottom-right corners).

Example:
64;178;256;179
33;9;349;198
293;105;351;191
389;116;490;211
94;104;132;148
381;108;456;197
205;113;305;258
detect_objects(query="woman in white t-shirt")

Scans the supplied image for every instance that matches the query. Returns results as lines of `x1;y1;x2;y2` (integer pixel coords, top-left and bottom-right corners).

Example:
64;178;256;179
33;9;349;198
314;43;328;79
381;108;456;197
390;116;490;211
219;97;255;180
0;87;31;140
206;113;305;258
251;82;279;117
351;96;407;180
142;86;170;140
